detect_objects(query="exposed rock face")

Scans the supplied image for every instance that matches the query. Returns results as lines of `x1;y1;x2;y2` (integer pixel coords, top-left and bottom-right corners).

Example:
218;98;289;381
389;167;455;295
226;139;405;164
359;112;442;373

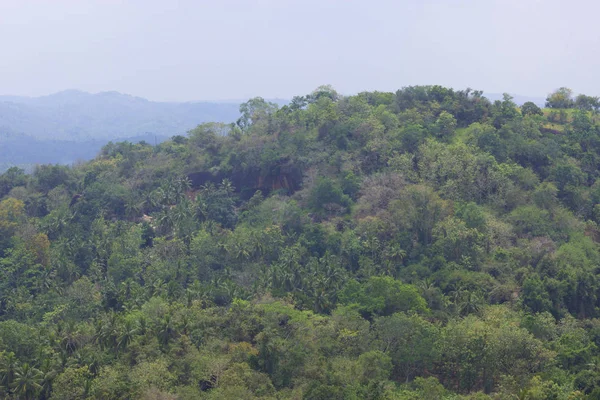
187;159;302;198
187;171;224;188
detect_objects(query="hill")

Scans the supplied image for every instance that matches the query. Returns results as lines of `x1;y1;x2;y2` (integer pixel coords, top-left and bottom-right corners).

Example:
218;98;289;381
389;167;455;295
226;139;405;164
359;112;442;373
1;85;600;398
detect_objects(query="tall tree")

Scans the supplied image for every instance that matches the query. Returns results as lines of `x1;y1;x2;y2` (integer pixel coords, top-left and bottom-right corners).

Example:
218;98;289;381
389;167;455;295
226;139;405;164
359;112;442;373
545;87;574;109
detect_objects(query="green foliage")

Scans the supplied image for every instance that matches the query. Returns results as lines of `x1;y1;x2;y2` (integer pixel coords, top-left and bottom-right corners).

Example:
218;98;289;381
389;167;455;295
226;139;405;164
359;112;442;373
1;84;600;399
339;277;428;317
546;87;575;109
0;167;27;199
307;176;352;217
521;101;544;116
50;366;91;400
434;111;457;138
373;313;438;382
575;94;600;112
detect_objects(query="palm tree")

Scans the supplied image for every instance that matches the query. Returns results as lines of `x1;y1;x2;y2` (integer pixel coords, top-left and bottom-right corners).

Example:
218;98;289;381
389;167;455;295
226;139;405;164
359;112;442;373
185;280;209;307
38;357;59;399
0;352;19;390
383;246;406;276
37;268;57;294
11;363;43;400
156;208;174;236
124;195;144;220
220;178;234;195
150;279;167;298
172;198;195;244
94;311;119;352
157;315;175;347
117;319;139;351
253;264;273;295
224;239;251;262
451;289;484;316
151;187;167;208
58;321;80;355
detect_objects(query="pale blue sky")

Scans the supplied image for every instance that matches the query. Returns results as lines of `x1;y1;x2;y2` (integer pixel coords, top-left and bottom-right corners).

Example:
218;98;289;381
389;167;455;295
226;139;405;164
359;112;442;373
1;0;598;101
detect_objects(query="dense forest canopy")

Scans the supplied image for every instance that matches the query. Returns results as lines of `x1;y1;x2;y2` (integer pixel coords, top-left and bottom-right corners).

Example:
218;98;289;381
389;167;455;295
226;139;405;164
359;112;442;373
2;85;600;399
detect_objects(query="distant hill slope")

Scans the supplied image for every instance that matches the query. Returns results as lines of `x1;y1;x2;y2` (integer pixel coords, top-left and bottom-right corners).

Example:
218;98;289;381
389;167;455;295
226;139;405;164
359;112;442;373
0;90;243;141
0;90;249;171
0;132;170;173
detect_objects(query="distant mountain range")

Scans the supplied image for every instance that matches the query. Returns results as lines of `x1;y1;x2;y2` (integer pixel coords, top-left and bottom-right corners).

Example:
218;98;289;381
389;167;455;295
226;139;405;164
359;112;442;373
0;90;245;141
0;90;251;171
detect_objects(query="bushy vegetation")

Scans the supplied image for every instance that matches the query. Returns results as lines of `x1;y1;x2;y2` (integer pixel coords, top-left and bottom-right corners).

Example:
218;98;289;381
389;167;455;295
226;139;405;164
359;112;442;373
1;85;600;399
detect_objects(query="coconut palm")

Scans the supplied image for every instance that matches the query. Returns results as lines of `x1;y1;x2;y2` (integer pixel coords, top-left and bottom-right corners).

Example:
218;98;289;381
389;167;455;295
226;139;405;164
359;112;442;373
0;352;19;389
117;318;139;351
10;363;44;400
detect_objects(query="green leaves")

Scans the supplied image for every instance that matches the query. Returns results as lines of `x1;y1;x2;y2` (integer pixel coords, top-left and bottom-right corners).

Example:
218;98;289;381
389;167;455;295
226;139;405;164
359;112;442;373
3;84;600;399
339;277;428;317
307;176;352;217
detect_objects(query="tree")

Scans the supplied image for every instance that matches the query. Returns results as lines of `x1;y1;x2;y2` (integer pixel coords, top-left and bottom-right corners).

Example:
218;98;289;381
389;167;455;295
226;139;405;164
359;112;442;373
574;94;600;112
307;84;339;103
50;366;91;400
437;308;553;393
0;198;25;253
389;184;450;246
195;180;237;228
0;352;19;392
521;275;552;314
373;313;438;382
0;198;24;232
187;122;225;157
11;363;44;400
491;94;520;128
545;87;574;109
339;276;428;317
0;167;27;199
434;111;457;138
237;97;278;133
214;362;275;398
307;177;352;217
521;101;543;116
549;160;586;191
433;217;485;263
357;350;392;383
32;164;73;193
89;365;132;399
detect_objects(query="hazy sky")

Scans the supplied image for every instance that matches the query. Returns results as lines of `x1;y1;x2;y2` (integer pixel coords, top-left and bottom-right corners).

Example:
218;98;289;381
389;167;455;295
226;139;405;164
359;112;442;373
1;0;599;101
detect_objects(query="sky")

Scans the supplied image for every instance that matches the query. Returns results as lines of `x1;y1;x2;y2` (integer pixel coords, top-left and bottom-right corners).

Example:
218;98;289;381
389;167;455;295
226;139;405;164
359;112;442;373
0;0;599;102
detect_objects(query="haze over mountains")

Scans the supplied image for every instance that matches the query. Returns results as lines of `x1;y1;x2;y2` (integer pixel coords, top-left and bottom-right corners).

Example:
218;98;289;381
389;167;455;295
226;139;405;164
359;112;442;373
0;90;244;140
0;89;544;172
0;90;248;171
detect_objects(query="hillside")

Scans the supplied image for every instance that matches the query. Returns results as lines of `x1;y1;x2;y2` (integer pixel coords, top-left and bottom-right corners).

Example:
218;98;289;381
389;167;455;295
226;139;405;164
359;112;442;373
2;85;600;399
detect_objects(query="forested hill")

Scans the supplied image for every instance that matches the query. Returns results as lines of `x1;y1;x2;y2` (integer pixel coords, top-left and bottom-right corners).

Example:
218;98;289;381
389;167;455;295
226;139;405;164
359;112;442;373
2;85;600;399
